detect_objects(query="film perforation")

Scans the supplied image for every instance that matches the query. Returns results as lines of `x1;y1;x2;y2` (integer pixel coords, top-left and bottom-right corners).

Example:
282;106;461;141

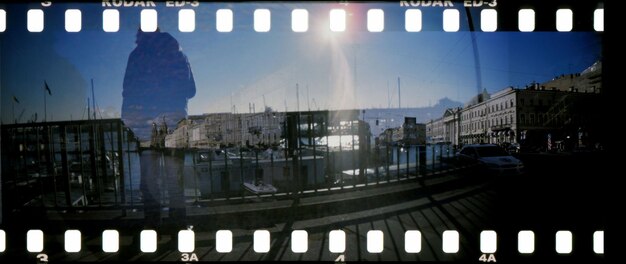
291;9;308;32
178;9;195;33
64;9;81;32
215;230;233;253
101;230;120;253
253;9;271;32
404;9;422;32
26;9;44;32
555;230;572;254
0;9;5;32
0;229;607;254
0;230;5;253
64;230;81;253
442;9;459;32
480;9;497;32
518;9;535;32
290;230;308;253
517;230;535;254
215;8;233;32
102;9;120;32
594;8;603;31
139;8;157;32
556;9;573;32
479;230;497;254
0;6;606;33
366;9;384;32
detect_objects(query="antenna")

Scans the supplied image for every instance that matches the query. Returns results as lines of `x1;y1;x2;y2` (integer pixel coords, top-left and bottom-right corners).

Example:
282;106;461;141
397;77;401;109
262;94;267;109
306;85;310;112
296;83;300;112
87;97;91;120
387;80;390;108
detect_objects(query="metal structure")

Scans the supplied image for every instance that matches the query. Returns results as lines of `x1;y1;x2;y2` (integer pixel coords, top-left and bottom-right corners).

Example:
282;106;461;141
1;114;455;216
1;119;139;212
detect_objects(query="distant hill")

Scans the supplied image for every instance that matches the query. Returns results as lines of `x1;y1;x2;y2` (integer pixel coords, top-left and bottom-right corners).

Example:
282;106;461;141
361;97;463;137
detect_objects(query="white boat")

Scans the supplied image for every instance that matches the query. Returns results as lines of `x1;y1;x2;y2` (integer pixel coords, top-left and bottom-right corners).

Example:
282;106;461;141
243;181;277;194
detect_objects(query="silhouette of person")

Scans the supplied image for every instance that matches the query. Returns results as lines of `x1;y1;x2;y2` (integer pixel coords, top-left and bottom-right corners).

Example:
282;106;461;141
121;28;195;230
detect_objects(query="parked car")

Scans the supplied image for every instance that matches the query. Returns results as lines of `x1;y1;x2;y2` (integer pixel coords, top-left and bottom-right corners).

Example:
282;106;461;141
457;144;524;176
500;142;520;154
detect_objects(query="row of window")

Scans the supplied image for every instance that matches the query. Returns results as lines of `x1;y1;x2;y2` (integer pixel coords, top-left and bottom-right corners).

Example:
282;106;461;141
463;99;516;120
519;98;553;107
462;114;516;132
519;113;561;126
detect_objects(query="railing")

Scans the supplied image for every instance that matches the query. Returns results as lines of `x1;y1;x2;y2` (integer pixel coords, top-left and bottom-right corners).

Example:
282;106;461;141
2;118;457;215
1;119;139;212
183;143;457;204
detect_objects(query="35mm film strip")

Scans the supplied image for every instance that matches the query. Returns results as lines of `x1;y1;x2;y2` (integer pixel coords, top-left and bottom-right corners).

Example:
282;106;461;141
0;2;606;33
0;0;607;262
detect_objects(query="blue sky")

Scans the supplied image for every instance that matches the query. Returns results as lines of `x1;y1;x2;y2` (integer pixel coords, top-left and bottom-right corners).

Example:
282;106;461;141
1;2;602;123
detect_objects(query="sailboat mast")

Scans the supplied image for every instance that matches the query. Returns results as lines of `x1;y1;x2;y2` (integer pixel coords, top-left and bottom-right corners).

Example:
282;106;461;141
91;79;96;119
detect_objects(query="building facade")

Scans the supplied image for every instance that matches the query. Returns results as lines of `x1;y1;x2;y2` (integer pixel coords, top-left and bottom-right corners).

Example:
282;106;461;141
427;61;603;150
165;110;286;149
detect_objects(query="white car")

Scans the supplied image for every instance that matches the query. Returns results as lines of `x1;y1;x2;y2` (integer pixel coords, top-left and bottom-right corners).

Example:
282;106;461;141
457;144;524;175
